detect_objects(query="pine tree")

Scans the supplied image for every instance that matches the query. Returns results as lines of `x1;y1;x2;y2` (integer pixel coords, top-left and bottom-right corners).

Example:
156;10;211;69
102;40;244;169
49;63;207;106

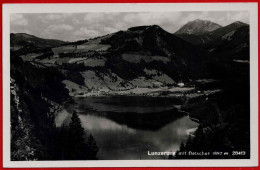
69;110;85;141
193;125;205;151
185;135;192;151
65;110;99;160
179;142;185;152
87;134;99;159
67;110;87;160
175;142;185;159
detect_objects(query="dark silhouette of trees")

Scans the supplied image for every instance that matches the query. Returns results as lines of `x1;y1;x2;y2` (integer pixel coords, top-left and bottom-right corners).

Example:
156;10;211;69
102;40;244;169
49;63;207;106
11;54;99;160
87;134;99;159
69;111;85;142
54;111;99;160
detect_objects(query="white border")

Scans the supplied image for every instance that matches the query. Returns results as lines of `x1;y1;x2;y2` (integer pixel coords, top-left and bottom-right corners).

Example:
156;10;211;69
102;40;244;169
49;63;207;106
2;3;258;168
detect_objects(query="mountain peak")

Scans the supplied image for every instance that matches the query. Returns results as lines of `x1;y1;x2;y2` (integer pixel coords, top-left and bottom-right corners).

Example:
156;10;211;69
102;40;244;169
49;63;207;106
128;25;162;32
175;19;222;35
208;21;249;38
230;21;248;26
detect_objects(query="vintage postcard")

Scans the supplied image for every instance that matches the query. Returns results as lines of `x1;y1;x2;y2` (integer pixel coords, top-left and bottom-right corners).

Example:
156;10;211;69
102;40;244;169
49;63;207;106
2;3;258;167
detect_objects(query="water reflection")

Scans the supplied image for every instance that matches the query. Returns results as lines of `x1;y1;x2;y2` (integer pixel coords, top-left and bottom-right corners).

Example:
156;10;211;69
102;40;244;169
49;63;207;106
55;97;198;160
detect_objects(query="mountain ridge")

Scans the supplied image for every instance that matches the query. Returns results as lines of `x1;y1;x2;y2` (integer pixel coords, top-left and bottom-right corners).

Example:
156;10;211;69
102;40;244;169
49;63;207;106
175;19;222;35
175;21;249;45
11;33;68;50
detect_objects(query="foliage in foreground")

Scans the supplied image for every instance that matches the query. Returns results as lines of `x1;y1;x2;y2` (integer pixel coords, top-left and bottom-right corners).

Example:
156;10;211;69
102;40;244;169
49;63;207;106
11;54;98;160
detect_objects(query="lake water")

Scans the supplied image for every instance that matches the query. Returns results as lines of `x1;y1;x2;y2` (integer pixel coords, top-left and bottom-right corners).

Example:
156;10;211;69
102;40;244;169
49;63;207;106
55;96;198;160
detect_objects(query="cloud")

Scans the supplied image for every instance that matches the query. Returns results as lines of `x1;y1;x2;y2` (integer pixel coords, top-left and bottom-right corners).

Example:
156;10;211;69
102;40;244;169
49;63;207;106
81;12;184;34
38;13;73;23
45;14;64;20
10;12;249;42
72;18;80;24
45;24;74;33
10;14;28;26
123;12;181;25
103;27;118;34
226;11;249;24
73;27;100;39
42;24;74;40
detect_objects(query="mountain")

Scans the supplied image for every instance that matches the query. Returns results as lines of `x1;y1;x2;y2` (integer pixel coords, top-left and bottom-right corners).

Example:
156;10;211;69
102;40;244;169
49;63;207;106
175;21;248;45
102;25;212;78
203;25;249;60
10;33;67;51
175;19;222;35
207;21;248;39
11;25;216;97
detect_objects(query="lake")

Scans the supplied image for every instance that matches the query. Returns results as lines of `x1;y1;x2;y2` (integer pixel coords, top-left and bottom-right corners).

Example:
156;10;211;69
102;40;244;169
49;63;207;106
55;96;198;160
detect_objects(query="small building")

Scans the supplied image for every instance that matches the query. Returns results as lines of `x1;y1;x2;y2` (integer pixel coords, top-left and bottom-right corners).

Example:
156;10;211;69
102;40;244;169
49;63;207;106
177;82;185;87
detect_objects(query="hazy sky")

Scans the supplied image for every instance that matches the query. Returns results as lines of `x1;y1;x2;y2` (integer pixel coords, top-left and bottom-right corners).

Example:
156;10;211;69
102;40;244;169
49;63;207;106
10;11;249;42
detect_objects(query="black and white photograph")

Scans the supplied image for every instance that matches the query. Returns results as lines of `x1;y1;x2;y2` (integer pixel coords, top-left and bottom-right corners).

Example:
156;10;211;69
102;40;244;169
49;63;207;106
3;3;258;167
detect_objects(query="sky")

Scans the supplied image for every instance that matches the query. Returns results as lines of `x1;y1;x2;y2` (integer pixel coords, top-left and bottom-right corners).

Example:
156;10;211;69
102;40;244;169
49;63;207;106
10;11;249;42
